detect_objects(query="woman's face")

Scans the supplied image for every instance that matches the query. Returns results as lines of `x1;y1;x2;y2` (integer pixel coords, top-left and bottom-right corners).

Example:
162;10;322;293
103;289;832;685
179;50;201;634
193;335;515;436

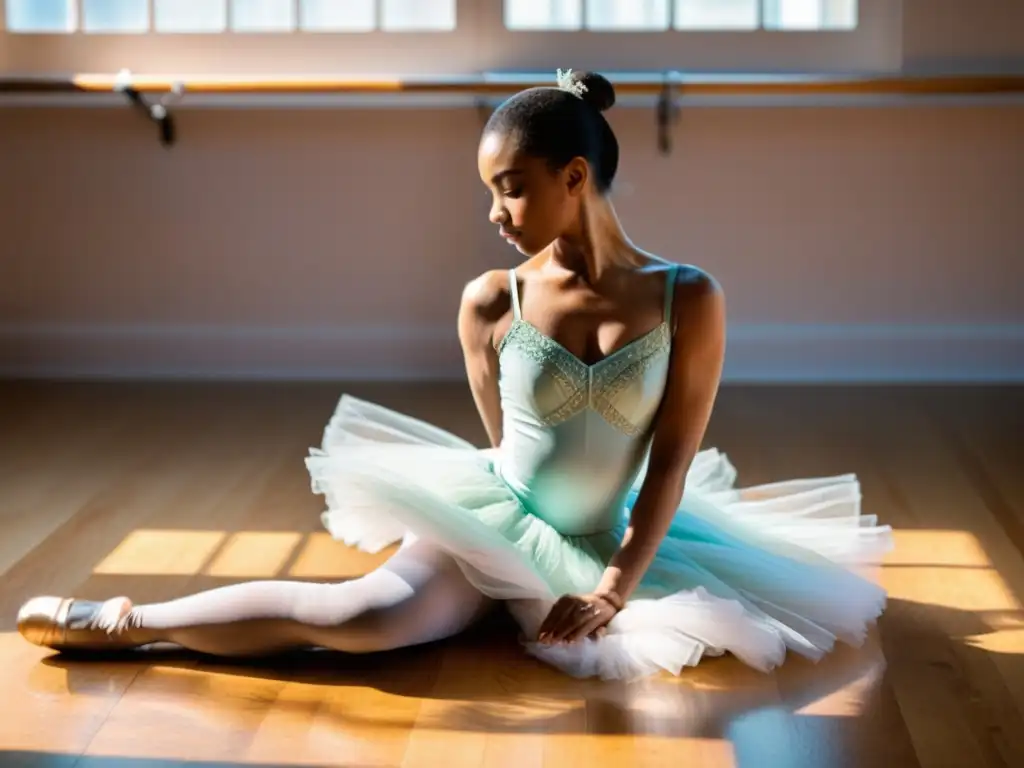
477;130;586;256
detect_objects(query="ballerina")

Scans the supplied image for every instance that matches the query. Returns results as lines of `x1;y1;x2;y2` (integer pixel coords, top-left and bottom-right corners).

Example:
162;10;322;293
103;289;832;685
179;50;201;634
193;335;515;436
17;69;892;680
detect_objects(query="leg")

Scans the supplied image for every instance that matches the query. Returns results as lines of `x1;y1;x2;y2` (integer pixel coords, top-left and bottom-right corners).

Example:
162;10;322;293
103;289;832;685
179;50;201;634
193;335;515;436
18;538;494;656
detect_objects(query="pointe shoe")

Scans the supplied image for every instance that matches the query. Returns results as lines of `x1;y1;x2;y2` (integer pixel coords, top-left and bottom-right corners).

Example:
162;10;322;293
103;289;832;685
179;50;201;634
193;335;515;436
17;596;136;651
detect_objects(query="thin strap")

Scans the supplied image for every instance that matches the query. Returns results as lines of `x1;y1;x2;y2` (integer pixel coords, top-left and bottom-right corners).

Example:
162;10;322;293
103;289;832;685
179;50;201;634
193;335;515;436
508;269;522;320
663;265;678;323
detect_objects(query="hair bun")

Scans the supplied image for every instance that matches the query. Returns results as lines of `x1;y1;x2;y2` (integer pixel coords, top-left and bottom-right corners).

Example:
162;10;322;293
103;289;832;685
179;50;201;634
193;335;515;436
574;71;616;112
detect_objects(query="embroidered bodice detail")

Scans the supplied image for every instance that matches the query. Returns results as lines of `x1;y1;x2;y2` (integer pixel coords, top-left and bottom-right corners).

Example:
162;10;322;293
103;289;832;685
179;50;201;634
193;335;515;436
497;319;671;437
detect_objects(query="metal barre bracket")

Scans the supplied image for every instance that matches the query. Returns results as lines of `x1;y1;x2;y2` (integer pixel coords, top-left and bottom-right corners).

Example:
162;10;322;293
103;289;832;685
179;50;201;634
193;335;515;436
114;69;183;147
656;74;679;155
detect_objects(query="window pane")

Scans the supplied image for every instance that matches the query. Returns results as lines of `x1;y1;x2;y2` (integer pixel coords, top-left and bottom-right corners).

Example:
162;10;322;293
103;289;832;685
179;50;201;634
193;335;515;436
232;0;295;31
587;0;668;31
83;0;149;32
300;0;374;31
381;0;455;31
822;0;857;29
674;0;757;29
504;0;580;31
6;0;75;32
154;0;227;32
763;0;857;30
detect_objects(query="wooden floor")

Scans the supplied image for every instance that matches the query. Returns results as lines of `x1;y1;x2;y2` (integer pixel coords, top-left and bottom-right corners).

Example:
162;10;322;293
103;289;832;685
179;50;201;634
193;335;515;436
1;380;1022;768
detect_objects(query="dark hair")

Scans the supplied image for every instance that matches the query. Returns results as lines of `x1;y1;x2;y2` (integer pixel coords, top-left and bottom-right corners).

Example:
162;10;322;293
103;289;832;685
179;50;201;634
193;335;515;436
484;71;619;194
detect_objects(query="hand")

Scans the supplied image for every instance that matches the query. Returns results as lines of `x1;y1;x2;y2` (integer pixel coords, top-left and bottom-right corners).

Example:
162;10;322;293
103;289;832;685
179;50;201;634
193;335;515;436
536;592;622;646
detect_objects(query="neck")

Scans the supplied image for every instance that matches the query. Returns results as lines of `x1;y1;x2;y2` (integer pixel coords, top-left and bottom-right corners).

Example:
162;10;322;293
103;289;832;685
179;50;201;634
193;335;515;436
549;193;639;282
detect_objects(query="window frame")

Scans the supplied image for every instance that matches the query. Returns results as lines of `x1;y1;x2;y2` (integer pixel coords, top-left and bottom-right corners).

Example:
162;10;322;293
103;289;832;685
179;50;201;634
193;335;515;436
0;1;902;78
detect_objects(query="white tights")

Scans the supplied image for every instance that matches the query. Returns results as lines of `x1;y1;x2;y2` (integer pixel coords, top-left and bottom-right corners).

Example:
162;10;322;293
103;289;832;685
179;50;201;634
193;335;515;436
123;538;494;655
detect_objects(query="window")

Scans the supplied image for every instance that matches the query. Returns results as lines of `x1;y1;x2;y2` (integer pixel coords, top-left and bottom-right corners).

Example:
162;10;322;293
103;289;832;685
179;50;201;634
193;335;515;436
3;0;457;33
301;0;374;32
155;1;226;33
231;1;295;33
6;0;75;32
490;0;892;79
676;0;758;29
85;0;149;33
762;0;857;30
505;0;667;31
503;0;858;31
1;1;897;81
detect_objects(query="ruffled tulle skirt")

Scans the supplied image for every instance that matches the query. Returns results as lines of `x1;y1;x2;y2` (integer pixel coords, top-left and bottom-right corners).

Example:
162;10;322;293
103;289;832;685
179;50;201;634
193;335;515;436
305;394;893;680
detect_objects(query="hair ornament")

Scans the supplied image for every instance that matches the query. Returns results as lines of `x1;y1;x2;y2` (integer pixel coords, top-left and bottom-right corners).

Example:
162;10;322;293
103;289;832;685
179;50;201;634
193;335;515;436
555;68;588;99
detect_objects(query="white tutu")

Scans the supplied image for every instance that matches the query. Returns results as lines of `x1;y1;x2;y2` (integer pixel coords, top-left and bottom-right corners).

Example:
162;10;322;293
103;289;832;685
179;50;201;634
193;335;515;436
306;394;893;680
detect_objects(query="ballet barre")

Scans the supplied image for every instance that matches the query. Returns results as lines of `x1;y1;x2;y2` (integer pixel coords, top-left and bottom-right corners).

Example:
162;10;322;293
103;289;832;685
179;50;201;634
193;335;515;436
2;71;1021;151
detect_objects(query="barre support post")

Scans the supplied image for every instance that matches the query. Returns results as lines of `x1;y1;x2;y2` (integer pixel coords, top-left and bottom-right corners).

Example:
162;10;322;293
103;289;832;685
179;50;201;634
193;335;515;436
656;73;679;155
114;69;183;147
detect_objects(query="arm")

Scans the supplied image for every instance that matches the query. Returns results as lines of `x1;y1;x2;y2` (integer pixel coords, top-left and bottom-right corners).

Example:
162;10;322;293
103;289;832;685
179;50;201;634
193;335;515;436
594;271;726;604
457;269;511;449
538;269;726;644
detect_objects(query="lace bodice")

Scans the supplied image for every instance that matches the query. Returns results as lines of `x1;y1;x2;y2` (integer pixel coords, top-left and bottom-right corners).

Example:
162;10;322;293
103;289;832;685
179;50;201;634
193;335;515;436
495;266;676;535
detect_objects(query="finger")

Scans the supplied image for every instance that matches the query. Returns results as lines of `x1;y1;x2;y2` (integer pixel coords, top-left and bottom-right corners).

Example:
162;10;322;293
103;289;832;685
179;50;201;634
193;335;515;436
542;597;579;637
538;597;579;642
540;606;578;644
590;626;608;640
567;610;612;644
551;603;600;644
538;596;571;638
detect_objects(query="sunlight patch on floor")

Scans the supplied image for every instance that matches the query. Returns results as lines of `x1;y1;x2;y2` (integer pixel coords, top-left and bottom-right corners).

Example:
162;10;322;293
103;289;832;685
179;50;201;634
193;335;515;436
966;627;1024;653
88;527;1024;621
287;532;391;578
886;529;992;567
90;530;390;578
204;532;304;578
93;530;227;575
883;529;1020;613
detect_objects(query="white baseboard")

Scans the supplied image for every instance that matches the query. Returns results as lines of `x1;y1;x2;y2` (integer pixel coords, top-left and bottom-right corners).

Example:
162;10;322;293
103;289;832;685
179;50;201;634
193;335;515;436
0;323;1021;383
721;323;1024;382
0;324;463;381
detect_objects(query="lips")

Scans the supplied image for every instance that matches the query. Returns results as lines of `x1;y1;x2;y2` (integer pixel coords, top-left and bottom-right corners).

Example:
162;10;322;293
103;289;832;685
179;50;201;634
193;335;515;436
500;229;520;240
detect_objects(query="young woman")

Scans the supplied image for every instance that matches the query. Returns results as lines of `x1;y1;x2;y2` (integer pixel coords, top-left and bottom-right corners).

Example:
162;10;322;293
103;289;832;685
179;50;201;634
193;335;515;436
17;70;892;680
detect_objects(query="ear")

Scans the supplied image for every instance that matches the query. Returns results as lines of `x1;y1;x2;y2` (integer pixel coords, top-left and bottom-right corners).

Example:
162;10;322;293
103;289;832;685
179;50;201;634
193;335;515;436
564;157;589;197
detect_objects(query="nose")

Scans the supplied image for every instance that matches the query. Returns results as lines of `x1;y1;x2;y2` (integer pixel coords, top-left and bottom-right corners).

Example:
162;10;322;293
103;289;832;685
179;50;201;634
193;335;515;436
489;200;506;226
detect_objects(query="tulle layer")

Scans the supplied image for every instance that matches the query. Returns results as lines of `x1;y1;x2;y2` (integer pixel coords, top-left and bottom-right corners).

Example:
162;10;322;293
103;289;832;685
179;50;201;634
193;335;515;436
306;394;893;680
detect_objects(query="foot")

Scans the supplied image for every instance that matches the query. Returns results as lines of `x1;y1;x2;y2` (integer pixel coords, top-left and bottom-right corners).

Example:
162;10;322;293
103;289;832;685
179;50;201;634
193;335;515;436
17;596;137;651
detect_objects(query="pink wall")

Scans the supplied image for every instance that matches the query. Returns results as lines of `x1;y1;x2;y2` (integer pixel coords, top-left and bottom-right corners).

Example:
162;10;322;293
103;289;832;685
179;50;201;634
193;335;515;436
0;1;1021;381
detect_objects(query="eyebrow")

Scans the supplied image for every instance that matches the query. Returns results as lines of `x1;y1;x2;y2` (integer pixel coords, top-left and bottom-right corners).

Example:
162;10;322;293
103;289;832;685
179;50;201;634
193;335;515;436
490;169;523;185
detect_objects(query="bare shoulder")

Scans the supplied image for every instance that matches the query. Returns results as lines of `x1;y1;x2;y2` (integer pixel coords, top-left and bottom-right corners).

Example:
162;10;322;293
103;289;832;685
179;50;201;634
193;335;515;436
458;268;514;348
460;269;513;322
672;263;722;300
666;263;725;337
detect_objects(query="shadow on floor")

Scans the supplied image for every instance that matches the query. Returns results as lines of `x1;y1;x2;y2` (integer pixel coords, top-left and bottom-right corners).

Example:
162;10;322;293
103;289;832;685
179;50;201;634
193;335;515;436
23;596;1019;741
